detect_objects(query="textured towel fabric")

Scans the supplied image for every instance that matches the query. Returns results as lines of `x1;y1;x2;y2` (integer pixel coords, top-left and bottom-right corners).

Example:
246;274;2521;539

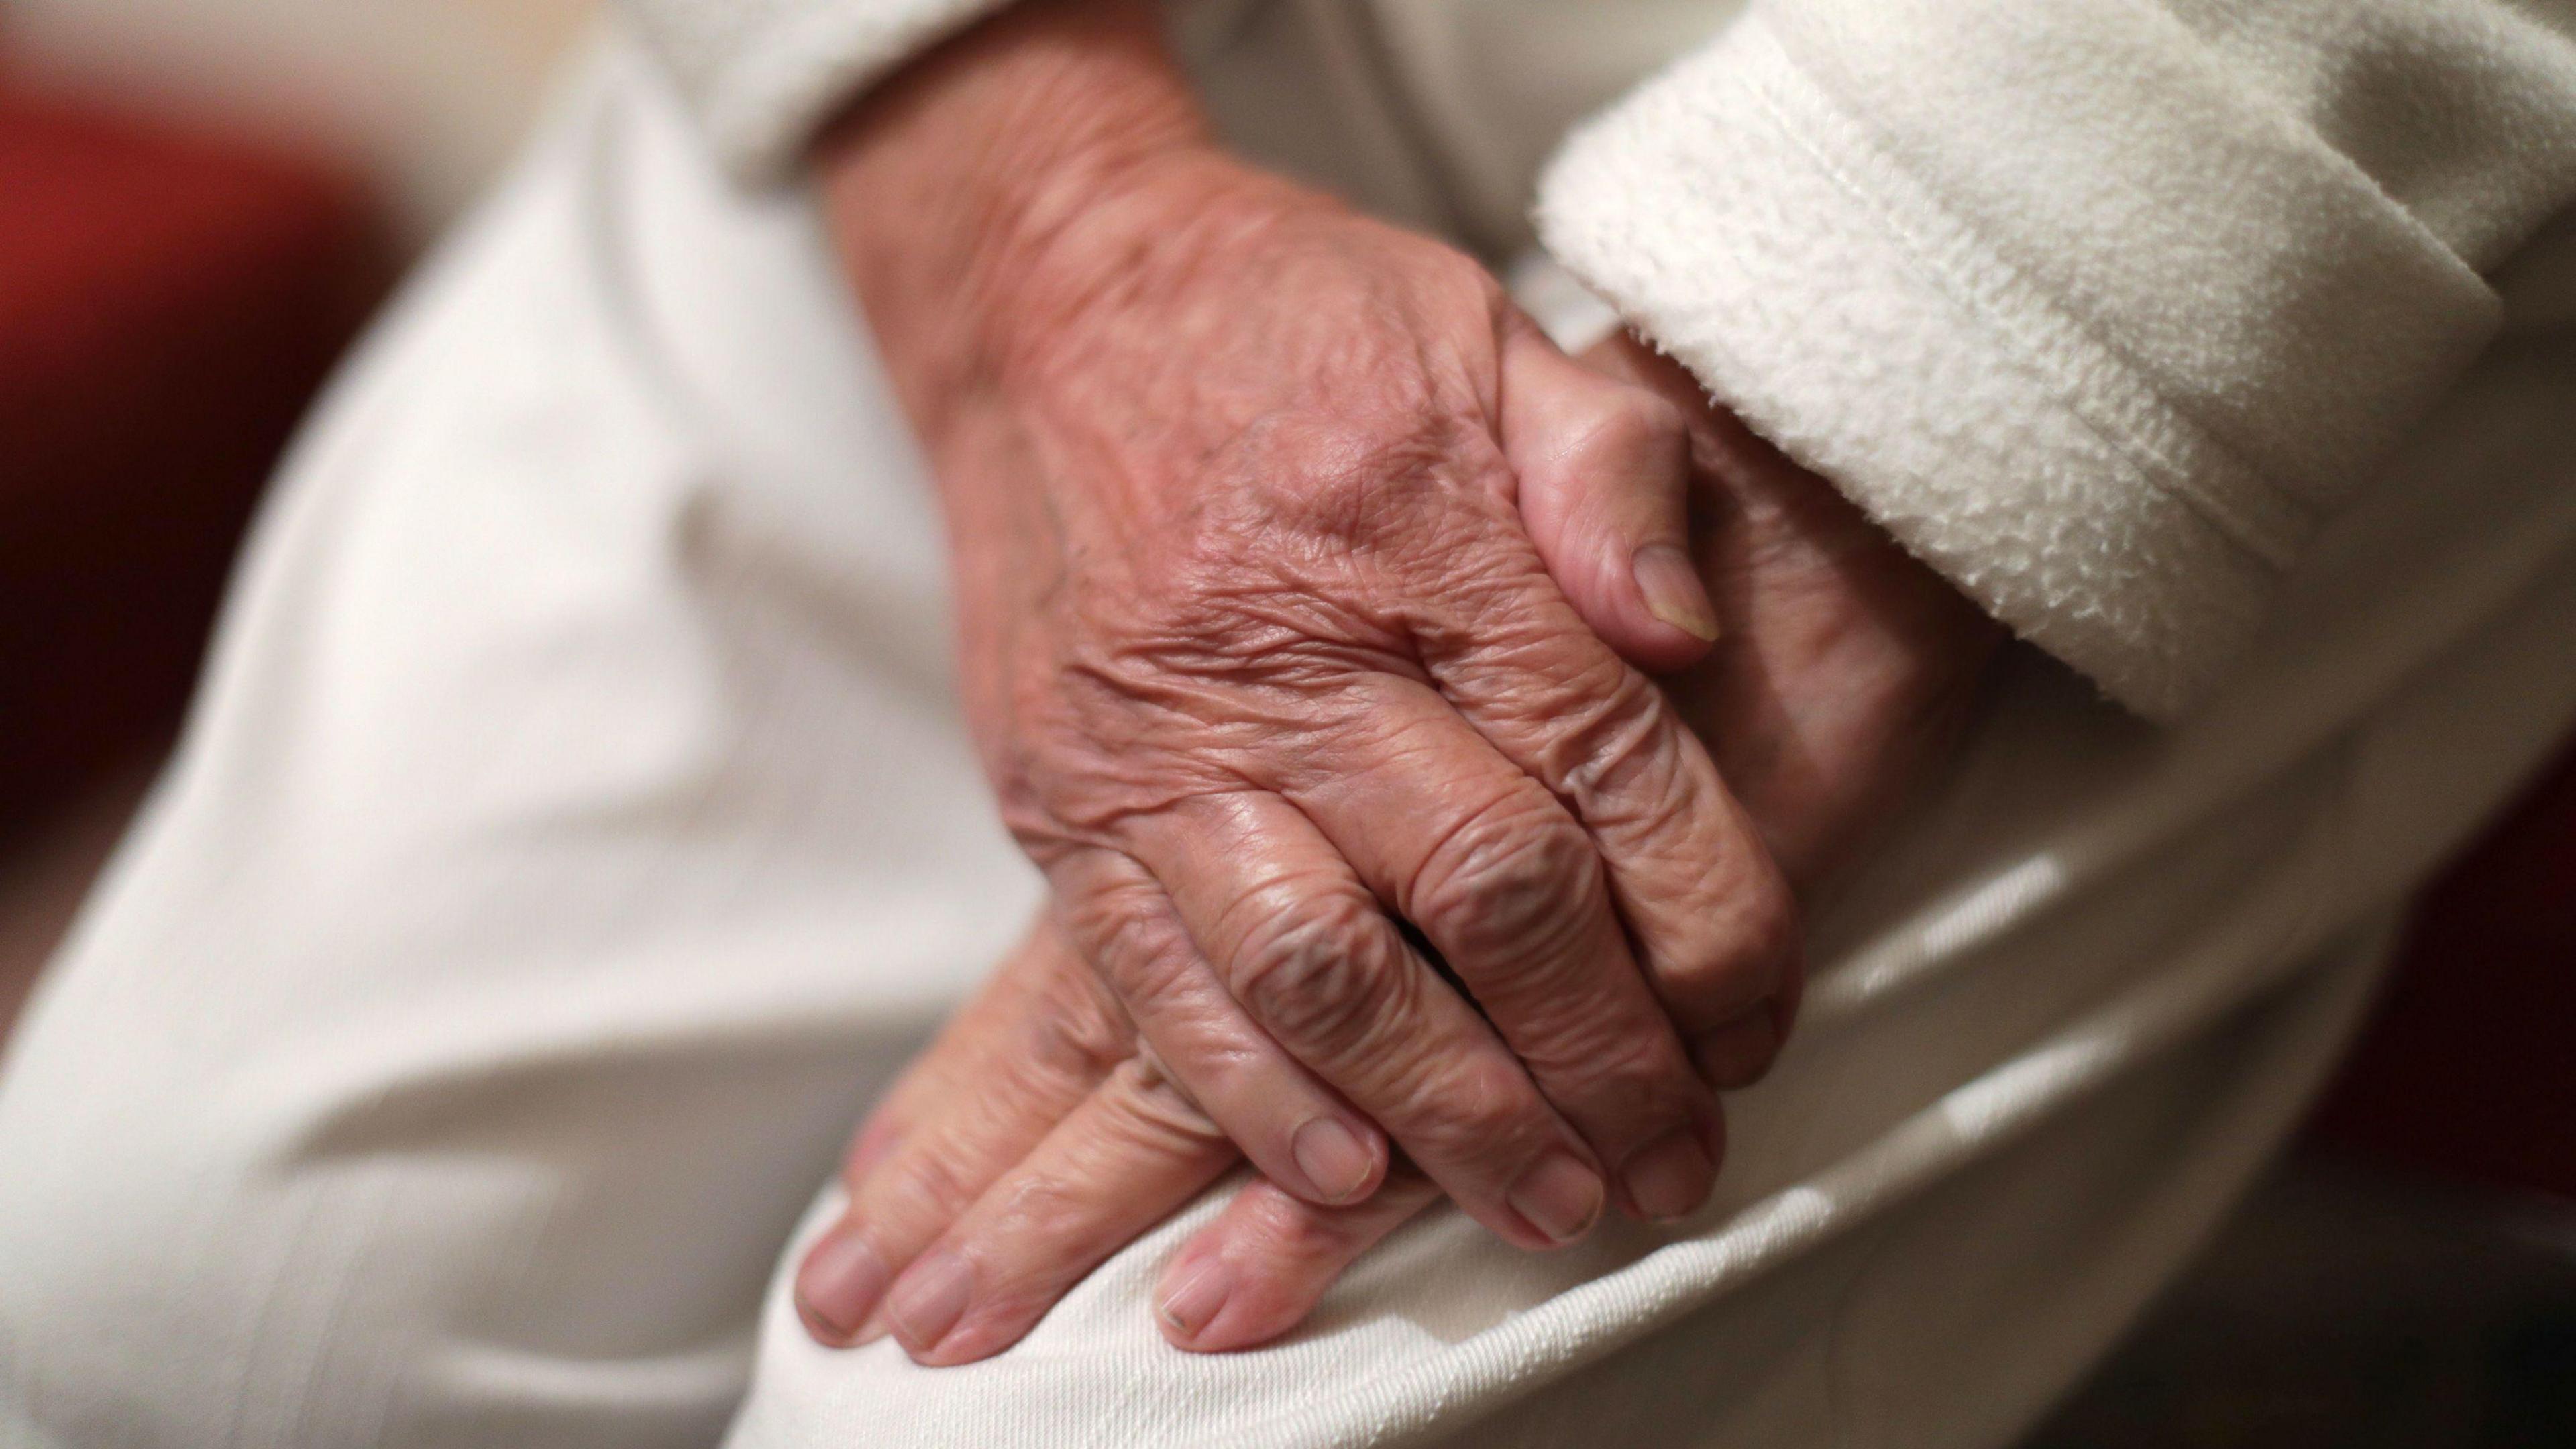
1536;0;2576;717
7;36;2576;1448
616;0;2576;718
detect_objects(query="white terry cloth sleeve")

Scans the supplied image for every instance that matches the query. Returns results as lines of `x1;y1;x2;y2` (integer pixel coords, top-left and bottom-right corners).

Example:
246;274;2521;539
614;0;1013;179
1538;0;2576;720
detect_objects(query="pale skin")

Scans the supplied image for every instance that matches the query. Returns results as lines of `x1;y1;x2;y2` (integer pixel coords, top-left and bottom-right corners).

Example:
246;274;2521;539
794;0;2001;1363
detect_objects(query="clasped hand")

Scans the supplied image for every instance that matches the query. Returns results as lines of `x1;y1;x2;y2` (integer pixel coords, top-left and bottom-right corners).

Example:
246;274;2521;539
790;0;1996;1366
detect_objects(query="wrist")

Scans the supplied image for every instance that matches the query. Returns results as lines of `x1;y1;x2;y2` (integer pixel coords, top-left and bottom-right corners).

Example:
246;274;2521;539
813;0;1221;424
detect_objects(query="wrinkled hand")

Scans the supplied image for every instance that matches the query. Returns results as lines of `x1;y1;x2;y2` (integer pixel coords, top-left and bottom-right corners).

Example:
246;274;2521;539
816;0;1802;1311
1587;337;2002;888
794;331;2004;1363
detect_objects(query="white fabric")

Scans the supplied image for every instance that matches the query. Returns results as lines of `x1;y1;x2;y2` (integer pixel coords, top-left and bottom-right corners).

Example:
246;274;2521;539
1536;0;2576;718
7;34;2576;1448
616;0;1001;180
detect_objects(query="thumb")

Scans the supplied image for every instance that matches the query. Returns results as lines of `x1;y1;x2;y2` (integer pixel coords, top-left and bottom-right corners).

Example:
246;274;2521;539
1499;318;1718;674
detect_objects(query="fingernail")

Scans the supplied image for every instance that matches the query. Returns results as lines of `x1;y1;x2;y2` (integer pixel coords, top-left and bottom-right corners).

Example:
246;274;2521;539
1633;543;1719;642
884;1250;974;1350
1292;1118;1375;1203
1621;1129;1716;1222
794;1224;888;1342
1507;1151;1605;1245
1157;1255;1236;1340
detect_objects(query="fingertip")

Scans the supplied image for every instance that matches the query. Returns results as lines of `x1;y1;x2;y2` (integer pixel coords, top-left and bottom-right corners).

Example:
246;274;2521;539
1631;543;1720;647
1288;1116;1385;1206
1610;610;1719;677
1154;1249;1238;1344
1569;549;1719;674
1693;1007;1784;1089
885;1248;976;1363
905;1330;1014;1368
1157;1243;1311;1354
1158;1195;1319;1353
794;1295;860;1349
794;1219;889;1348
1558;534;1719;676
1500;329;1712;674
1529;530;1717;677
1615;1124;1717;1223
1162;1171;1446;1353
1503;1150;1607;1248
1171;1290;1297;1354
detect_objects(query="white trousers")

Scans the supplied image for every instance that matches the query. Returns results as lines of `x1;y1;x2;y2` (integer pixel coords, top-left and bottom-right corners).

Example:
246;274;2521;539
8;38;2576;1449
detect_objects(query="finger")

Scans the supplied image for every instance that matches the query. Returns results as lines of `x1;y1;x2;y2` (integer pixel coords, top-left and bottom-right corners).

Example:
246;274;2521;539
794;924;1124;1344
1154;1164;1444;1352
1499;316;1716;674
1268;680;1726;1222
1050;846;1390;1210
1409;555;1804;1069
1134;791;1617;1248
883;1055;1241;1365
1693;1002;1793;1091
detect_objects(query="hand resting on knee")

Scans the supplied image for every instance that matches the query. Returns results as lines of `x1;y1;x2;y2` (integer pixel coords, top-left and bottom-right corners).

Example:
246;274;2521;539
788;324;2001;1363
816;0;1805;1297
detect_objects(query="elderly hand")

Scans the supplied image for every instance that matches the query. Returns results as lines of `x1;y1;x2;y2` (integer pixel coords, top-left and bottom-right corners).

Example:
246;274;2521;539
814;0;1801;1303
792;330;2003;1363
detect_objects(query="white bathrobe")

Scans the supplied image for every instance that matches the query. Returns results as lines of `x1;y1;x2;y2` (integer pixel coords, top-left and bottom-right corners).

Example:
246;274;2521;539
5;3;2575;1446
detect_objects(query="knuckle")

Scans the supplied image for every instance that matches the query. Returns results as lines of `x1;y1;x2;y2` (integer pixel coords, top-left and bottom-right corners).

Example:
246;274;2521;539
984;1170;1086;1244
1015;1000;1132;1088
1288;434;1446;545
1401;1054;1547;1163
1240;1195;1352;1265
1413;800;1602;976
1212;411;1504;562
1560;1029;1701;1120
1019;961;1134;1081
1485;988;1704;1124
1660;869;1802;1029
878;1142;979;1218
1228;890;1407;1055
1566;388;1691;480
1060;879;1197;1004
1718;870;1802;988
1545;670;1682;812
1104;1054;1226;1145
1063;883;1164;969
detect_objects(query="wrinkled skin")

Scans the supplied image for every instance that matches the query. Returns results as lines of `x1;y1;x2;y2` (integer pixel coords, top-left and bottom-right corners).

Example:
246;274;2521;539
792;331;2003;1364
818;0;1809;1322
793;0;2000;1366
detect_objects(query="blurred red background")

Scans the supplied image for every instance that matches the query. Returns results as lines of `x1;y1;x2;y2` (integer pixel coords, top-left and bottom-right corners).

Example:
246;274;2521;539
0;87;388;830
